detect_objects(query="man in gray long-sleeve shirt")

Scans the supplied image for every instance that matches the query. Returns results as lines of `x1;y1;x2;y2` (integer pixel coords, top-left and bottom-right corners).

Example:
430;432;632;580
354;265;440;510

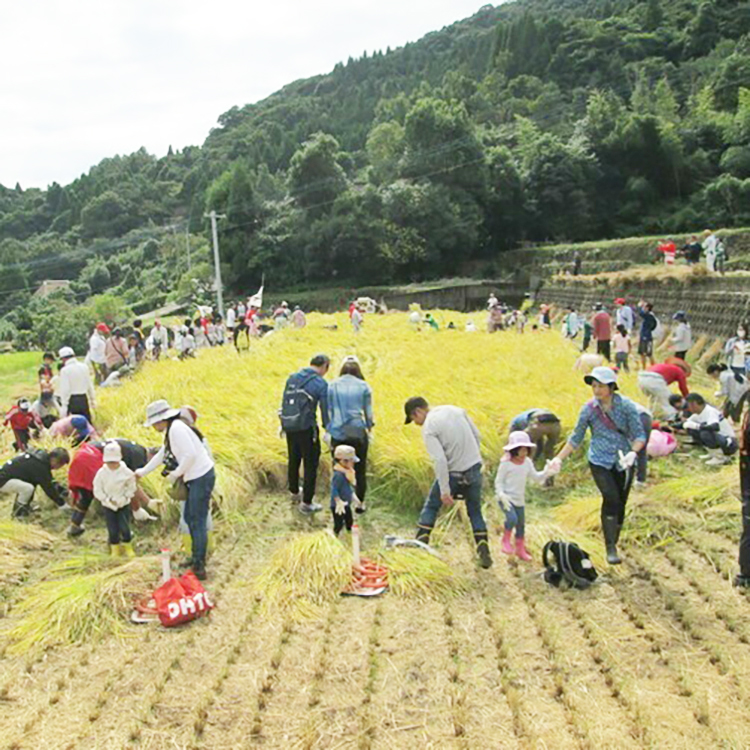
404;397;492;568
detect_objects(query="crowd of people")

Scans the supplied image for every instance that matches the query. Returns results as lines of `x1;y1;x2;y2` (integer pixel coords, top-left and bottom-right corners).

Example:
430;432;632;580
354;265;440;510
2;295;749;590
656;230;729;273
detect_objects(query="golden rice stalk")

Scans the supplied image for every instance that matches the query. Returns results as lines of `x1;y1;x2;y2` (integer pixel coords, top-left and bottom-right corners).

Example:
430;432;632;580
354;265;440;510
379;548;469;600
0;520;54;550
648;466;738;507
553;495;602;534
253;532;352;618
3;556;158;655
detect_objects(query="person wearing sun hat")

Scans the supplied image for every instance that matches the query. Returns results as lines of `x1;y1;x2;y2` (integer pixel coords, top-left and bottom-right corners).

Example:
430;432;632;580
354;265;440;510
137;399;215;580
550;366;646;565
495;431;558;561
93;441;137;557
330;444;362;536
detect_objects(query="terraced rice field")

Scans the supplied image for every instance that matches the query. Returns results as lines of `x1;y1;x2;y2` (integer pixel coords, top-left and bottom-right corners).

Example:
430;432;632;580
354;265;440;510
0;313;748;748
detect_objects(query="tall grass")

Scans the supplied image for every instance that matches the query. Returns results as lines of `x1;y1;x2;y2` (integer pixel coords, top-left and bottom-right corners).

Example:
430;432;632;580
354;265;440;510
96;312;651;512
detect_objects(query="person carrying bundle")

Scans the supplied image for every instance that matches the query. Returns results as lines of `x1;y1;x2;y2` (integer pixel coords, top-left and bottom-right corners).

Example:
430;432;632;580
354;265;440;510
550;367;646;565
495;431;558;561
330;444;363;536
404;396;492;569
93;441;137;557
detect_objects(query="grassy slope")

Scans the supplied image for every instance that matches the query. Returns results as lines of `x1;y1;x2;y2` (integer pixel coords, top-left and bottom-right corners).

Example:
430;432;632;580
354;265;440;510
0;351;42;405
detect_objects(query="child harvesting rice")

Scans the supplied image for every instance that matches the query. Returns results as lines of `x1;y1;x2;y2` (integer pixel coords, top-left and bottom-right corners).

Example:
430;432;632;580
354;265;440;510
330;444;362;536
93;441;136;557
495;431;557;561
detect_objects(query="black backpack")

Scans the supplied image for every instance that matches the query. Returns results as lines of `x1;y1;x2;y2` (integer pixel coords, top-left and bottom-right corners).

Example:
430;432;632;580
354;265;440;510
279;372;317;433
542;541;598;590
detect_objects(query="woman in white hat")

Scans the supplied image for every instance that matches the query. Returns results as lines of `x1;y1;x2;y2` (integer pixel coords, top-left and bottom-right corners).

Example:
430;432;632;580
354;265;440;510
495;431;557;561
137;400;215;579
550;366;646;565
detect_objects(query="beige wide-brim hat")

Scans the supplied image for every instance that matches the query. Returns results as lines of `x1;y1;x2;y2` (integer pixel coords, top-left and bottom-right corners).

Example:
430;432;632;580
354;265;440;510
333;444;360;462
144;399;180;426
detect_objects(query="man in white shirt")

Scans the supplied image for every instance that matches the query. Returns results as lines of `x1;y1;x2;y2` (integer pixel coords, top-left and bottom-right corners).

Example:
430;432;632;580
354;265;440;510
58;346;96;423
614;298;635;334
88;324;109;384
404;397;492;568
684;392;738;466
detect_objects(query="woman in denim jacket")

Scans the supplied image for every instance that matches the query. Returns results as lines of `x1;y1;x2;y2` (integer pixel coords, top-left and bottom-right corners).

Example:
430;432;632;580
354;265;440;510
327;356;374;511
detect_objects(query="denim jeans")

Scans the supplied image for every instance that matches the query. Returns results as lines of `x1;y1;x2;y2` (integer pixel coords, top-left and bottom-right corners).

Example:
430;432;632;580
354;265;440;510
503;503;525;537
185;468;215;567
418;463;486;534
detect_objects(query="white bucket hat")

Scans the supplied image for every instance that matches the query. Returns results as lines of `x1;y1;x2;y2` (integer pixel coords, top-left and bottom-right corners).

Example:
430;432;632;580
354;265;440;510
144;399;180;426
58;346;75;359
503;431;537;453
334;444;360;462
102;441;122;462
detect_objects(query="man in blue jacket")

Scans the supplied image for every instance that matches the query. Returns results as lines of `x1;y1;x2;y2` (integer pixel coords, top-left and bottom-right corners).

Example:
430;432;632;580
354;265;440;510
280;354;330;513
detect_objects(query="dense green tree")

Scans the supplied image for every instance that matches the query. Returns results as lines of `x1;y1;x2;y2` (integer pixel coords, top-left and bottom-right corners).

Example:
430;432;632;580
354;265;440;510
288;133;348;214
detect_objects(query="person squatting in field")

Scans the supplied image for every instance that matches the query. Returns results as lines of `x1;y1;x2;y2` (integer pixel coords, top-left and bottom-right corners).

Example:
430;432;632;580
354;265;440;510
405;396;492;569
682;392;739;466
551;367;646;565
330;444;363;535
495;431;558;561
137;400;215;580
0;447;70;519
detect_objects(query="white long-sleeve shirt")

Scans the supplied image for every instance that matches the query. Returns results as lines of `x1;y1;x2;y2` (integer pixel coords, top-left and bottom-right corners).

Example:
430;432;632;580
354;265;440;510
494;458;546;507
671;322;692;352
93;462;136;511
139;418;214;483
58;359;95;416
88;332;107;365
718;370;750;406
422;405;482;496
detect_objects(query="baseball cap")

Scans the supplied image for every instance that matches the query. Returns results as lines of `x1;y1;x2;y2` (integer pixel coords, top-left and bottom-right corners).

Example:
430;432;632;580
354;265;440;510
584;366;618;388
404;396;428;424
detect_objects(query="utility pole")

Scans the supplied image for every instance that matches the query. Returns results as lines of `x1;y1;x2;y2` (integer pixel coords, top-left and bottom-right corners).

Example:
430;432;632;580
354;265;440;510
185;224;191;271
204;210;226;317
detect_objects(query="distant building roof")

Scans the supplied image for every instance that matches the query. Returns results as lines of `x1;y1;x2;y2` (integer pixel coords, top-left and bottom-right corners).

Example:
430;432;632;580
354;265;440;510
34;280;71;298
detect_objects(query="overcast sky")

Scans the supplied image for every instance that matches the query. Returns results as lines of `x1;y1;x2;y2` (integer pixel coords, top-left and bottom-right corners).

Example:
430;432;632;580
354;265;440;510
1;0;492;190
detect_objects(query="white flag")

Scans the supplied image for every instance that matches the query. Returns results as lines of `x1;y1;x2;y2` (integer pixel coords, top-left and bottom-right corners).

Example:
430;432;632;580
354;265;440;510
248;285;263;308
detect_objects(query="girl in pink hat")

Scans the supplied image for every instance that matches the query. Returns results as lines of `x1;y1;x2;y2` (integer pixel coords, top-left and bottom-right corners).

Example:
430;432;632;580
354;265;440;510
494;431;558;561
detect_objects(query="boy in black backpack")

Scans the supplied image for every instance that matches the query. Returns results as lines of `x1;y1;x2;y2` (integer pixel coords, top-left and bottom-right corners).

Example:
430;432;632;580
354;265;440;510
280;354;330;513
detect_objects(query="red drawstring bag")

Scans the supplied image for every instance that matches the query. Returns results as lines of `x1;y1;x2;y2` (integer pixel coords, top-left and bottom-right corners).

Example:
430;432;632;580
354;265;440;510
153;571;214;627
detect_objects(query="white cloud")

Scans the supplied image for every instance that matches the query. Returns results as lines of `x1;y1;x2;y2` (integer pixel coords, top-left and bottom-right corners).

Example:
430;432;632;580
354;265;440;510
0;0;491;189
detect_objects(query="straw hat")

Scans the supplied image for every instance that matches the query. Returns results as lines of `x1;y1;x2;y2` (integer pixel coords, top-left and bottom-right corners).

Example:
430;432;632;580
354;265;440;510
144;399;180;426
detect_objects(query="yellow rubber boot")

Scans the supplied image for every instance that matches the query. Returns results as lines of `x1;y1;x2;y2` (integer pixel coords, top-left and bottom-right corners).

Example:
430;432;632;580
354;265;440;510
180;533;192;556
121;542;136;558
109;544;121;557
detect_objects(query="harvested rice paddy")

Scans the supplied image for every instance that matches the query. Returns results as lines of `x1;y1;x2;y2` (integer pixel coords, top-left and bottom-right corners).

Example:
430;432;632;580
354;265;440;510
0;313;748;749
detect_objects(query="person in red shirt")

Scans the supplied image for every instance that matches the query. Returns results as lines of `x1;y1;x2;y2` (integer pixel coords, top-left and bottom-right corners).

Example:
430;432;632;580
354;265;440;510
4;399;43;451
657;239;677;265
592;304;612;361
637;359;690;420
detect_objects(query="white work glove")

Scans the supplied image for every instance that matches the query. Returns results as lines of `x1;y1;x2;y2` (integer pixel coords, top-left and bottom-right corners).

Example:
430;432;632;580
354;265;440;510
146;497;163;510
322;432;332;447
334;497;346;516
496;492;512;511
548;457;563;475
683;419;700;431
134;468;145;479
352;495;364;511
133;507;157;521
619;450;637;471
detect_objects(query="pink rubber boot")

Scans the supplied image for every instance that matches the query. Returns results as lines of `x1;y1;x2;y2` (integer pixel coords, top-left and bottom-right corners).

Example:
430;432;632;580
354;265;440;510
515;537;532;562
501;529;513;555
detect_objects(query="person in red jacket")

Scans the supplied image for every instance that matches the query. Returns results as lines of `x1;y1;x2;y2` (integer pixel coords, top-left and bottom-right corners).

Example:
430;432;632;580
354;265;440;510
592;304;612;361
657;238;677;265
637;359;690;420
4;399;43;451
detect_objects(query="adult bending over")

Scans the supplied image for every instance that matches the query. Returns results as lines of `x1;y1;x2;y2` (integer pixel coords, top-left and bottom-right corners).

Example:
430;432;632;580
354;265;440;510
0;447;70;519
327;356;373;511
405;397;492;569
551;367;646;565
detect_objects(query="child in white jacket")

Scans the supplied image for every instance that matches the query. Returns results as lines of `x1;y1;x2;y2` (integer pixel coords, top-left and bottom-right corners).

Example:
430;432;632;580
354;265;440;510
495;431;557;561
93;441;137;557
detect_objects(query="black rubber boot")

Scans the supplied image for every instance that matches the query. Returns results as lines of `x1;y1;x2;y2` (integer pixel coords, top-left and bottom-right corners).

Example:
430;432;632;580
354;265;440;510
11;500;31;519
416;526;432;545
474;531;493;569
602;515;622;565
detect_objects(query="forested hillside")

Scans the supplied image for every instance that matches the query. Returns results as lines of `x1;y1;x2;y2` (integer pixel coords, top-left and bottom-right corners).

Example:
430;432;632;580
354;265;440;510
1;0;749;347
